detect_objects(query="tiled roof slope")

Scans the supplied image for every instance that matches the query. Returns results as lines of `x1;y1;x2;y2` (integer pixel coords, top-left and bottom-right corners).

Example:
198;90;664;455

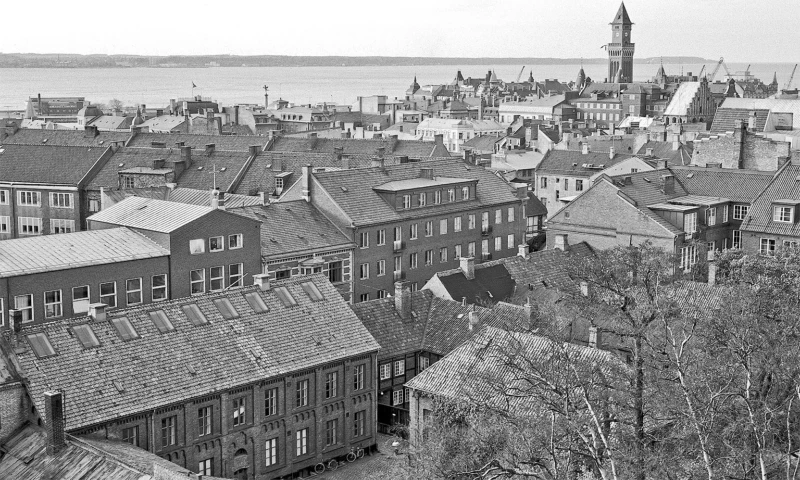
405;326;619;406
232;201;354;258
313;159;521;226
0;128;131;147
0;144;107;184
270;136;451;158
0;227;169;278
12;275;380;431
127;132;267;151
87;196;216;233
537;150;633;177
613;168;688;207
436;262;516;304
670;166;775;203
351;289;531;360
740;162;800;236
636;141;693;166
462;135;501;152
709;108;770;133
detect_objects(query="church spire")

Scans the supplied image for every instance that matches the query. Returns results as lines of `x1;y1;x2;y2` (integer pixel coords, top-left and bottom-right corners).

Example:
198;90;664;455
611;1;633;24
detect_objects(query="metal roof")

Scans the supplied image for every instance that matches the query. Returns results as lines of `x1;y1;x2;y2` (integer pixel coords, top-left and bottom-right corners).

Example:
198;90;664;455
0;228;169;278
87;196;214;233
373;176;474;192
668;195;731;206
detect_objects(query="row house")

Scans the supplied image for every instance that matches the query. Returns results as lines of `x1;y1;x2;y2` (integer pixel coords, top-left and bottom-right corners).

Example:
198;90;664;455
416;119;505;153
280;158;527;302
7;275;380;479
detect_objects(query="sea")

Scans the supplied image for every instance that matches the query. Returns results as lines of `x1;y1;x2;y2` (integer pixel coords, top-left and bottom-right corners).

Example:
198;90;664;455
0;62;795;113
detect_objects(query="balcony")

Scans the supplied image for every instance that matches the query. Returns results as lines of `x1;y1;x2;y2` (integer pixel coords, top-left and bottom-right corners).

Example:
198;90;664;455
393;270;405;280
393;240;404;252
481;225;493;236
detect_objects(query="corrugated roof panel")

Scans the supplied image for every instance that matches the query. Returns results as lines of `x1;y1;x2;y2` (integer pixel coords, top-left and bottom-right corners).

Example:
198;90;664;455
87;196;212;233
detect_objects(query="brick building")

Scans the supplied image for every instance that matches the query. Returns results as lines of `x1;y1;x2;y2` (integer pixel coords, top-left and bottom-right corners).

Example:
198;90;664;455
87;197;262;300
7;275;380;479
282;158;527;301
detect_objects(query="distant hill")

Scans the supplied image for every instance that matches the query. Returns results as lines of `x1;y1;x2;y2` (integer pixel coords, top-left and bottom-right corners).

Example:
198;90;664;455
0;53;713;68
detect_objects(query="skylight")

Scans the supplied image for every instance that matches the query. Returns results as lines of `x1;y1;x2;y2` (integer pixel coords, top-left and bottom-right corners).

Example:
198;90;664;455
300;281;324;302
27;333;57;358
182;303;208;326
274;286;298;307
111;316;140;341
149;310;175;333
244;292;269;313
213;298;240;320
73;324;101;348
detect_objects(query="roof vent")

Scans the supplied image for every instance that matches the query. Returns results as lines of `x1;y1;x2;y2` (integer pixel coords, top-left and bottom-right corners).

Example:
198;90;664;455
220;167;227;172
197;166;204;170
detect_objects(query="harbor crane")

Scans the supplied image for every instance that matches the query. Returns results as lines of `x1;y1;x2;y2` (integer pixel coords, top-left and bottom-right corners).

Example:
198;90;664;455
708;57;732;82
515;66;526;83
786;63;798;90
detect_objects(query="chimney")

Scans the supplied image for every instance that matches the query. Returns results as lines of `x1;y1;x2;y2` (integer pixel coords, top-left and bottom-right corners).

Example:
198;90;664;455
467;310;479;331
301;164;312;202
84;125;99;138
517;244;527;257
394;281;412;320
581;143;589;155
210;187;221;209
205;143;216;155
152;159;165;169
657;159;668;169
253;273;271;291
248;145;259;157
554;234;568;251
180;146;192;166
672;140;681;151
419;167;434;180
308;132;318;149
389;134;399;152
748;110;757;130
8;309;23;334
588;326;601;349
89;303;107;322
662;174;675;194
645;147;654;157
434;134;444;147
460;256;475;280
371;156;384;169
580;281;590;297
609;147;616;160
44;391;66;456
334;145;344;160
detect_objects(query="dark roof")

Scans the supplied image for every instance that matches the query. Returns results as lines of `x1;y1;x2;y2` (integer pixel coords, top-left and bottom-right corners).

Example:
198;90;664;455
0;128;131;147
741;162;800;236
536;149;634;177
613;168;688;206
710;108;770;133
437;263;516;304
0;144;107;184
330;112;390;125
462;135;501;152
312;158;522;226
13;275;379;431
670;166;775;203
231;201;354;259
636;141;693;165
526;192;548;217
503;245;593;294
269;136;450;158
127;132;267;151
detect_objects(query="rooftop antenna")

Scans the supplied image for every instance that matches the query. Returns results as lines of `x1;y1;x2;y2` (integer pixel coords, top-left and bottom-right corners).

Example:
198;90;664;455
212;164;217;190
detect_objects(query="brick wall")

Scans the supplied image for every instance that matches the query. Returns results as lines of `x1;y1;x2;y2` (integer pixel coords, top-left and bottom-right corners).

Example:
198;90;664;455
0;383;32;443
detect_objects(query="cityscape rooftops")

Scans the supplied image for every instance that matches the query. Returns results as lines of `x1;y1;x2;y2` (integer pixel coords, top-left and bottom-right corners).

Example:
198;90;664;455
0;127;131;147
0;143;108;185
126;131;267;151
536;149;634;177
87;196;222;233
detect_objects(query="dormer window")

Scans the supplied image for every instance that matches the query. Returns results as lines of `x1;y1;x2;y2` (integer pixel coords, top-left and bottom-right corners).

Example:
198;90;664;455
773;205;794;223
402;195;411;209
706;207;716;227
418;192;426;206
434;190;442;204
448;188;455;202
461;186;469;200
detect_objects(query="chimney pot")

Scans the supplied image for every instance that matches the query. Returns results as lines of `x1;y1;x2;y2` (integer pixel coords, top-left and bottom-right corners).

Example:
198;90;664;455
646;147;654;156
460;256;475;280
8;309;23;334
517;244;527;257
589;326;601;349
468;311;479;331
248;145;259;156
205;143;216;155
89;303;107;322
253;273;271;291
554;234;569;251
180;145;192;165
581;143;589;155
44;391;66;456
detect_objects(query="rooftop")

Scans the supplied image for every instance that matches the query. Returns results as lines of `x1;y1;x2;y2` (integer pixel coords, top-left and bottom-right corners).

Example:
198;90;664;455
87;196;218;233
0;128;131;148
269;136;449;158
373;176;474;192
0;144;107;185
536;149;634;177
741;162;800;236
126;131;267;152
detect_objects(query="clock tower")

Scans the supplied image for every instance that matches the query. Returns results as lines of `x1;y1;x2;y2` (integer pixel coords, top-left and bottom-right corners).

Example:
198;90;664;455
608;2;634;83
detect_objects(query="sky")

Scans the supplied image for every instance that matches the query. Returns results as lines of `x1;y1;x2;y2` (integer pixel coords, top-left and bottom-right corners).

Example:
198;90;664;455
3;0;798;63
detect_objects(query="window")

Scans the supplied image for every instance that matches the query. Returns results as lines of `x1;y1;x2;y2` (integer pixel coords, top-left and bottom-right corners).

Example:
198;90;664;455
296;428;308;456
182;303;208;326
722;204;729;223
149;310;174;333
198;406;212;435
494;236;502;251
0;190;7;205
461;186;469;200
507;207;515;222
679;245;698;270
359;263;369;280
495;209;502;224
296;379;309;408
210;266;224;291
380;363;391;380
161;416;176;447
0;216;8;234
72;286;90;314
434;190;442;204
50;193;73;208
448;188;455;202
325;372;338;399
326;419;338;446
454;244;462;258
213;298;239;319
359;293;369;302
19;217;41;235
360;231;369;248
760;238;776;255
123;177;135;189
683;212;697;234
265;387;278;416
232;397;246;427
122;426;139;447
540;177;548;188
353;364;365;391
425;220;433;237
409;252;418;269
482;211;490;230
418;192;426;206
228;233;243;249
394;359;405;376
126;278;142;305
733;205;749;220
732;230;742;249
402;194;411;209
507;234;515;249
111;316;139;340
706;207;716;226
439;247;448;263
420;356;430;370
773;205;794;223
468;241;476;257
43;290;62;318
190;269;205;294
27;332;56;357
707;241;716;252
425;249;433;266
152;274;168;301
265;438;278;466
393;389;404;406
50;219;74;234
453;216;462;232
468;214;476;230
100;282;116;308
229;263;243;287
354;410;365;437
189;239;205;254
409;223;418;239
88;199;100;213
17;191;40;206
439;218;448;235
275;269;291;280
209;236;224;252
198;459;212;476
73;323;100;348
377;228;386;246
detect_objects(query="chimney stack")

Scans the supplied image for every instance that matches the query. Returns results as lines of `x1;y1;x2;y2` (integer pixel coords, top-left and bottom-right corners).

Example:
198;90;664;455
205;143;216;155
646;147;654;157
8;309;23;334
580;281;590;297
394;281;412;320
581;143;589;155
588;326;601;349
44;391;66;456
609;146;616;160
554;234;569;251
253;273;271;291
467;310;479;331
248;145;259;157
460;256;475;280
518;244;527;257
180;146;192;166
662;174;675;194
301;164;312;202
89;303;107;322
748;110;757;131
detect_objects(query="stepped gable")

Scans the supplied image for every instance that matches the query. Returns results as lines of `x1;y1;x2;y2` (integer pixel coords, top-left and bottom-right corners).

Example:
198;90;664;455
709;108;770;133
